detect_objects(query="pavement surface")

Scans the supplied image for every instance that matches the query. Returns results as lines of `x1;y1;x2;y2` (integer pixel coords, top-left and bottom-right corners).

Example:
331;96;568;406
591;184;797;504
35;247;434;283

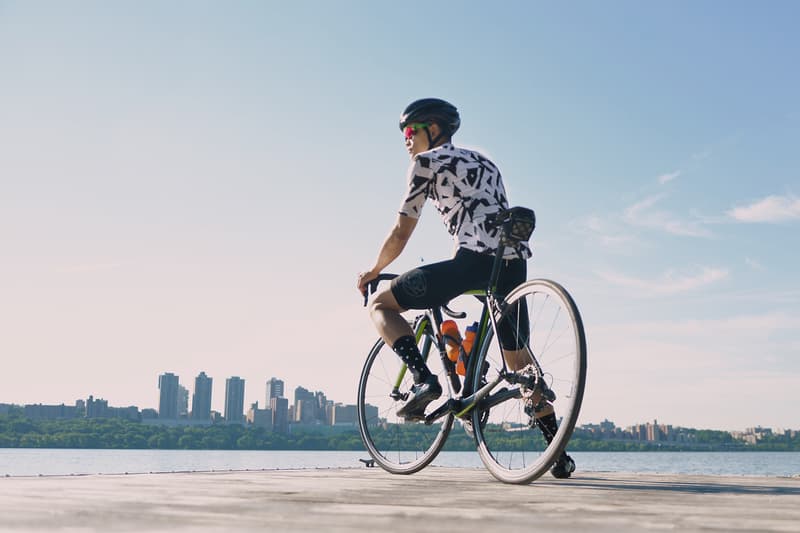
1;466;799;532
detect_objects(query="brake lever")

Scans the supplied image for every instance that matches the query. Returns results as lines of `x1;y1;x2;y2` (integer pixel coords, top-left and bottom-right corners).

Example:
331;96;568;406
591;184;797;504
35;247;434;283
362;274;398;307
363;279;380;307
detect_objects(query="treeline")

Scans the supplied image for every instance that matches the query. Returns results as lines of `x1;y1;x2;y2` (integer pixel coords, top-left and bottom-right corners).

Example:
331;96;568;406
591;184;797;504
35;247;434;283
1;413;798;451
0;415;363;450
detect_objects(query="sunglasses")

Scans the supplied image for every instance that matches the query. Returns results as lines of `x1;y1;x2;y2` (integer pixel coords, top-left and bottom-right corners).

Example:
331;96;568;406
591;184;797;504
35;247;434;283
403;122;430;140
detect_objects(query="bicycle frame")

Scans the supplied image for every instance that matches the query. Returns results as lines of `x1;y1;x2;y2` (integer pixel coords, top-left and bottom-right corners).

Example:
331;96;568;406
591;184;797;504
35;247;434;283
386;245;538;426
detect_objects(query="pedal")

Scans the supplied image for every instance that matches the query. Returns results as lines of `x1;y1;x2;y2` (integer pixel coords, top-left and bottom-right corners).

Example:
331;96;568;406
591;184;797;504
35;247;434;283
390;387;409;402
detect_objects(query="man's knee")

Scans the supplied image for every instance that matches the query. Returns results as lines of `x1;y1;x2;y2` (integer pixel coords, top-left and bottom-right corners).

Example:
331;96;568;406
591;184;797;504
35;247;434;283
368;288;404;319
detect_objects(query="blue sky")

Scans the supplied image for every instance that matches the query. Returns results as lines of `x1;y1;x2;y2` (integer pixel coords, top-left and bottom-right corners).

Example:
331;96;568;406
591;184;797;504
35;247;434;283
1;1;798;430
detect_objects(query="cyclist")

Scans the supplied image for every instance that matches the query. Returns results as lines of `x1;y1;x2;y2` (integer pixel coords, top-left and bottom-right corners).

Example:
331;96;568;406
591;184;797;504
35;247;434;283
357;98;575;478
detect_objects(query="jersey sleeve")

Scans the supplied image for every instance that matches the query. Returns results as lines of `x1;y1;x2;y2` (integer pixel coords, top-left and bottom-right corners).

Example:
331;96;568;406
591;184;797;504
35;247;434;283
398;156;433;218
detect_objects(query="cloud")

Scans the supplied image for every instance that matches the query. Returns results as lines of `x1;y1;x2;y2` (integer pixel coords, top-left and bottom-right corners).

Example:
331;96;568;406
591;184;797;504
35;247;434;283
597;266;729;295
744;257;764;271
728;194;800;223
573;191;712;247
624;195;713;237
570;215;638;249
657;171;680;185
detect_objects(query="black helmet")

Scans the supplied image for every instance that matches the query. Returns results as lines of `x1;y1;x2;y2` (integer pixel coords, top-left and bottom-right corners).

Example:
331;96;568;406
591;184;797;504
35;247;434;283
399;98;461;136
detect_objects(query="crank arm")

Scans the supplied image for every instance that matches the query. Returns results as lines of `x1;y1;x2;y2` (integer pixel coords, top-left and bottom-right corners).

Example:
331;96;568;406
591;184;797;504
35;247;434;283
424;399;463;425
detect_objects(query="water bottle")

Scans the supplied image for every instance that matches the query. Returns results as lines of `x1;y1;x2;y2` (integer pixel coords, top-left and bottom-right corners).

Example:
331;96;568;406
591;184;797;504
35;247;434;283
441;320;462;363
462;322;478;356
456;322;478;376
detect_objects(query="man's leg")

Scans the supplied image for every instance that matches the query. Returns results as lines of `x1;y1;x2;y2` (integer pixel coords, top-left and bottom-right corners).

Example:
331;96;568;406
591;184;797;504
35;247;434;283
368;288;412;346
499;303;574;478
368;288;440;418
504;344;574;477
368;288;432;383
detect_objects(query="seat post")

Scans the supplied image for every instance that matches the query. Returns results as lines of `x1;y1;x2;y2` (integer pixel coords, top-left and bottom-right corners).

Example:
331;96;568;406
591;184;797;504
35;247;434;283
487;243;506;297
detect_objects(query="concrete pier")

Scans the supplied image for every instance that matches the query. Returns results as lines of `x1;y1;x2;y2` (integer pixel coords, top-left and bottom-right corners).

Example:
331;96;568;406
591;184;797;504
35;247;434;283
1;467;799;532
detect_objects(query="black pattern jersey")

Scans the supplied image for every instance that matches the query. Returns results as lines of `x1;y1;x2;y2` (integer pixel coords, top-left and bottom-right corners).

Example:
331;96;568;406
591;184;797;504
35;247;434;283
398;143;532;260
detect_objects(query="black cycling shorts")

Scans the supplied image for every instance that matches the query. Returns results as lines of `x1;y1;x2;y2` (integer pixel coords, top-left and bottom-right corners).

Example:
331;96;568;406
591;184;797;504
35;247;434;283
390;248;529;350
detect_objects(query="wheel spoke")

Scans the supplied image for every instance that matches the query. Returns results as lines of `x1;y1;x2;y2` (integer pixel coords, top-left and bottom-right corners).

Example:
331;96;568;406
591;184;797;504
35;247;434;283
357;322;454;474
473;279;586;484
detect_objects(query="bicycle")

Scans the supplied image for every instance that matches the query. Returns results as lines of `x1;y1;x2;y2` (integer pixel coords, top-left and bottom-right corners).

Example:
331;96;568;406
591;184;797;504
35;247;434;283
357;207;587;484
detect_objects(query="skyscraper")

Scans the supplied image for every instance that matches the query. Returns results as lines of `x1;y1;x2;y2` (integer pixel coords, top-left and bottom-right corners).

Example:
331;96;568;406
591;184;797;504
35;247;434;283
266;377;284;405
225;376;245;424
294;386;316;423
270;396;289;433
158;373;179;419
177;385;189;417
191;371;213;421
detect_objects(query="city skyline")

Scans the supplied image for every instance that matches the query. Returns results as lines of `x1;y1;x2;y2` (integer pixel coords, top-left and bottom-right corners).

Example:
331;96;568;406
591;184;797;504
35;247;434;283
6;392;795;440
1;3;798;431
3;369;797;435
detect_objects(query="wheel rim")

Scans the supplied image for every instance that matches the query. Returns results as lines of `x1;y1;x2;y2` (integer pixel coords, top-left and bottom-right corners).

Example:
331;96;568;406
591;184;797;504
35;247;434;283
357;328;453;474
473;279;586;483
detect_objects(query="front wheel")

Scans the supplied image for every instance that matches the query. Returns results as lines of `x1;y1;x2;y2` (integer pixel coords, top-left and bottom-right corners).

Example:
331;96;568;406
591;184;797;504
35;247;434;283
471;279;587;484
357;317;454;474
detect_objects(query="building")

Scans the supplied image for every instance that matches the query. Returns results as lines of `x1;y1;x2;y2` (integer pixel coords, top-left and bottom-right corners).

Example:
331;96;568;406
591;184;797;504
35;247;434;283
191;372;213;421
86;395;110;418
141;408;158;420
294;386;317;423
224;376;245;424
72;397;140;421
177;385;189;418
247;402;274;429
329;403;377;426
266;377;284;403
310;391;331;425
270;396;289;433
158;373;179;419
360;404;379;426
331;404;358;426
23;403;79;420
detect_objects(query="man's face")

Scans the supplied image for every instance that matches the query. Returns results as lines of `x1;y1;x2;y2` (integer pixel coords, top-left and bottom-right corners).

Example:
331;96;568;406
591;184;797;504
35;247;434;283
403;122;436;157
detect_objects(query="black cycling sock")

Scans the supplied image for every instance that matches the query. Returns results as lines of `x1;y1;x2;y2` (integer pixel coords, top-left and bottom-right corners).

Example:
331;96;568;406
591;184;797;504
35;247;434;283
536;412;559;444
392;335;431;384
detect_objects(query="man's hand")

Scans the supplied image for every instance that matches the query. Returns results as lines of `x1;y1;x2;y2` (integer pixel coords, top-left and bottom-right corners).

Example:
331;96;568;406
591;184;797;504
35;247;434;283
357;270;380;297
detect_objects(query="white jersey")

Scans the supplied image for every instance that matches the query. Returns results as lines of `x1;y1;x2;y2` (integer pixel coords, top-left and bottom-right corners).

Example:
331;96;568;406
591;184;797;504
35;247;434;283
398;143;532;260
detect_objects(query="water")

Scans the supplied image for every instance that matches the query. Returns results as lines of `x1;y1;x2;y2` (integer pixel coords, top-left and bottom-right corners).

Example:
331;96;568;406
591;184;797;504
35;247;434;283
2;449;799;478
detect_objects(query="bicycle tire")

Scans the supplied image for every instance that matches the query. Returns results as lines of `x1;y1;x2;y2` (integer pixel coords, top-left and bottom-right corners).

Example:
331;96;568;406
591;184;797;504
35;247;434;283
357;318;454;474
471;279;587;484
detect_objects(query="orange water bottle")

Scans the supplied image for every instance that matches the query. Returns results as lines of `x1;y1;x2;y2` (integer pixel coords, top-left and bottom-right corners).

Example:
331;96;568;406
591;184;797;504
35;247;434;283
441;320;462;363
456;322;478;376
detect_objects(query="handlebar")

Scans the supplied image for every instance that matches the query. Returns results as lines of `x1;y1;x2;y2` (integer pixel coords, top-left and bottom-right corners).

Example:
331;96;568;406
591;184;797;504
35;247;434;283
362;273;467;319
363;274;398;307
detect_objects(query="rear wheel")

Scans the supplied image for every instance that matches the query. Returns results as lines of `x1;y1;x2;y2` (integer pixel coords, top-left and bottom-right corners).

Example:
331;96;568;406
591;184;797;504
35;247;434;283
357;317;454;474
471;279;586;484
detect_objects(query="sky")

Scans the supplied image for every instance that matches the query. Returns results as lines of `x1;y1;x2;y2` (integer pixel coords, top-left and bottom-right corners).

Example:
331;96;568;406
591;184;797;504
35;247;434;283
1;1;798;431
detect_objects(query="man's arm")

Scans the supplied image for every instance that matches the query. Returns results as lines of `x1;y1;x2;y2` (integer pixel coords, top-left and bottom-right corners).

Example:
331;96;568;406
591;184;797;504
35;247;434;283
357;215;418;293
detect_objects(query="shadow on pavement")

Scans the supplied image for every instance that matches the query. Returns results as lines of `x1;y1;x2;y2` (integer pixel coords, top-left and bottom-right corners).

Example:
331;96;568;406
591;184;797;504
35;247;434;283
547;476;800;496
